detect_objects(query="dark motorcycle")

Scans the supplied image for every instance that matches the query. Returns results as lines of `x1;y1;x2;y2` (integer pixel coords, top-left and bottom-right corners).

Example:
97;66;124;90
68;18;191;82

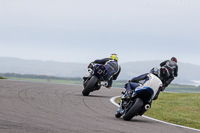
82;63;108;96
115;73;162;121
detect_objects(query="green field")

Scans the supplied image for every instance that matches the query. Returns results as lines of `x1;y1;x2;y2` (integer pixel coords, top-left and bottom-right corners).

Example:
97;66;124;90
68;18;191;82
146;92;200;129
116;92;200;130
166;84;200;93
7;77;84;85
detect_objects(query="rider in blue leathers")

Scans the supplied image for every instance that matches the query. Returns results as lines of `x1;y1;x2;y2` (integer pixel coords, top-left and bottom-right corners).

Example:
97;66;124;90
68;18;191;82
84;54;121;88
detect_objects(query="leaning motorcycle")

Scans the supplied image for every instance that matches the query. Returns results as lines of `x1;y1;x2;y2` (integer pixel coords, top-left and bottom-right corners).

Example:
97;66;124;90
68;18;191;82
82;63;108;96
115;73;162;121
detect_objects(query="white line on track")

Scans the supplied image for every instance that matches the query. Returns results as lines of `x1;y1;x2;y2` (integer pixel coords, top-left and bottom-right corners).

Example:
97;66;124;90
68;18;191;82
110;96;200;132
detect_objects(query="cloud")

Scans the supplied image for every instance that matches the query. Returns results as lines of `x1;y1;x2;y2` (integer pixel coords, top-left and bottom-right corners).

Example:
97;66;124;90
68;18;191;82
0;0;200;64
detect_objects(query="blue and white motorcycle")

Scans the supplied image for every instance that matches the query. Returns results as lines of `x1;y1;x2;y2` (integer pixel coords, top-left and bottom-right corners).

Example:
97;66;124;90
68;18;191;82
82;63;108;96
115;73;163;121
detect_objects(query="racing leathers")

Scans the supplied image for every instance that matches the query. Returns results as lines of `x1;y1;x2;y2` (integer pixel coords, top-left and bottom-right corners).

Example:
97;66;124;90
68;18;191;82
88;58;121;88
160;60;178;90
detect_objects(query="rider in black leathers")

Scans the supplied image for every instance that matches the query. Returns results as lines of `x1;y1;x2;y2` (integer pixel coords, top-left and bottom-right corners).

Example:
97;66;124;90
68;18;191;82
160;57;178;91
84;54;121;88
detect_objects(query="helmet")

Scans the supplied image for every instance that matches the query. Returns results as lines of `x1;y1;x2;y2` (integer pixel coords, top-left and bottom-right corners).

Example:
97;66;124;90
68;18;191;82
150;67;160;77
171;57;177;63
110;53;118;62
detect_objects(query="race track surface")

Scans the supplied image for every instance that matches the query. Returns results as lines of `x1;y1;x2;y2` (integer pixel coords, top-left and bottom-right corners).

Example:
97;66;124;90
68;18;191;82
0;80;199;133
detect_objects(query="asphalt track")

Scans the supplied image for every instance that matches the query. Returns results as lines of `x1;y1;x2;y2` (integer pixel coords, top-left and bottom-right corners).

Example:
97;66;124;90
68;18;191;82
0;80;199;133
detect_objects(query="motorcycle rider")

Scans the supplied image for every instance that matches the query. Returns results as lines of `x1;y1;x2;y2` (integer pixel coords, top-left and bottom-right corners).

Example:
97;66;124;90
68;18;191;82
83;53;121;88
124;67;162;100
160;57;178;91
116;67;162;116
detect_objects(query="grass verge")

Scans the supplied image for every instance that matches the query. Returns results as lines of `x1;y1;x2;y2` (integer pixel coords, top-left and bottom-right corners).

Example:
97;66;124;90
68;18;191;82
145;92;200;129
116;92;200;130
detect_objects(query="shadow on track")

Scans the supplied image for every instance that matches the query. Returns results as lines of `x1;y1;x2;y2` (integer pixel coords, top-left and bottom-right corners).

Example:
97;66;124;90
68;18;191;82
113;117;151;123
75;94;112;98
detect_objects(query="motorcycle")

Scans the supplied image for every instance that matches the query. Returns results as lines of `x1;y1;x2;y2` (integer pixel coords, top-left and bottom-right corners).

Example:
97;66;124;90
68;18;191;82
115;73;162;121
82;63;108;96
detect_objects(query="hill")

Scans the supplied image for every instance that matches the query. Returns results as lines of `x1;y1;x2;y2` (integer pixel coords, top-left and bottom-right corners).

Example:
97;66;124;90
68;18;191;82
120;60;200;85
0;57;87;77
0;57;200;85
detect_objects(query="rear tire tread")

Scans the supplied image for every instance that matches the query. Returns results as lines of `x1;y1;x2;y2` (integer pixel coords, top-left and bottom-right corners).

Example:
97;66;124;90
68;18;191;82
123;98;143;121
82;76;98;96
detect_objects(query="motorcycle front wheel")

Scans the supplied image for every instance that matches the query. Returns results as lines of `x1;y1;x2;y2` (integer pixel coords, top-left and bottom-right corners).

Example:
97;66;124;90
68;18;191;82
123;98;143;121
82;76;98;96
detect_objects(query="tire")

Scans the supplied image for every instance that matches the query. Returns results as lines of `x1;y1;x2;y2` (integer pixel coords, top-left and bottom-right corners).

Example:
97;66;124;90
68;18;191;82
123;98;143;121
82;76;98;96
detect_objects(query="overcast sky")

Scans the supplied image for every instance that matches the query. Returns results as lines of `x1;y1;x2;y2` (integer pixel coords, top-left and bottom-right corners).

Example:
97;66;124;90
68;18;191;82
0;0;200;65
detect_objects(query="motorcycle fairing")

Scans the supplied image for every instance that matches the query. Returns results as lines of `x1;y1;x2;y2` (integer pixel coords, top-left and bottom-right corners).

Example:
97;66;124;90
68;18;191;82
132;87;154;103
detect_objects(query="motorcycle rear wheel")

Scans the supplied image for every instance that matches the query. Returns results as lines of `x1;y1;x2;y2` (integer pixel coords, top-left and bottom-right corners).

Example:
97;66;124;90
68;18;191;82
82;76;98;96
123;98;143;121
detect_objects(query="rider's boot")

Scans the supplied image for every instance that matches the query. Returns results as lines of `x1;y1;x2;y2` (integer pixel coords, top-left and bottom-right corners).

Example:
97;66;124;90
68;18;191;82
115;100;124;118
116;108;125;114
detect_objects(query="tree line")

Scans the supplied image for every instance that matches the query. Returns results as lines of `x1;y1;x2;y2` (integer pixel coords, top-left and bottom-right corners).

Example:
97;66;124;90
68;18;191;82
0;73;82;80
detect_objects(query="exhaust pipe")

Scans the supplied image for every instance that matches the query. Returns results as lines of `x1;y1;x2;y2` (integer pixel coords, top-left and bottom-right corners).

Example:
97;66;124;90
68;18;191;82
145;104;151;110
